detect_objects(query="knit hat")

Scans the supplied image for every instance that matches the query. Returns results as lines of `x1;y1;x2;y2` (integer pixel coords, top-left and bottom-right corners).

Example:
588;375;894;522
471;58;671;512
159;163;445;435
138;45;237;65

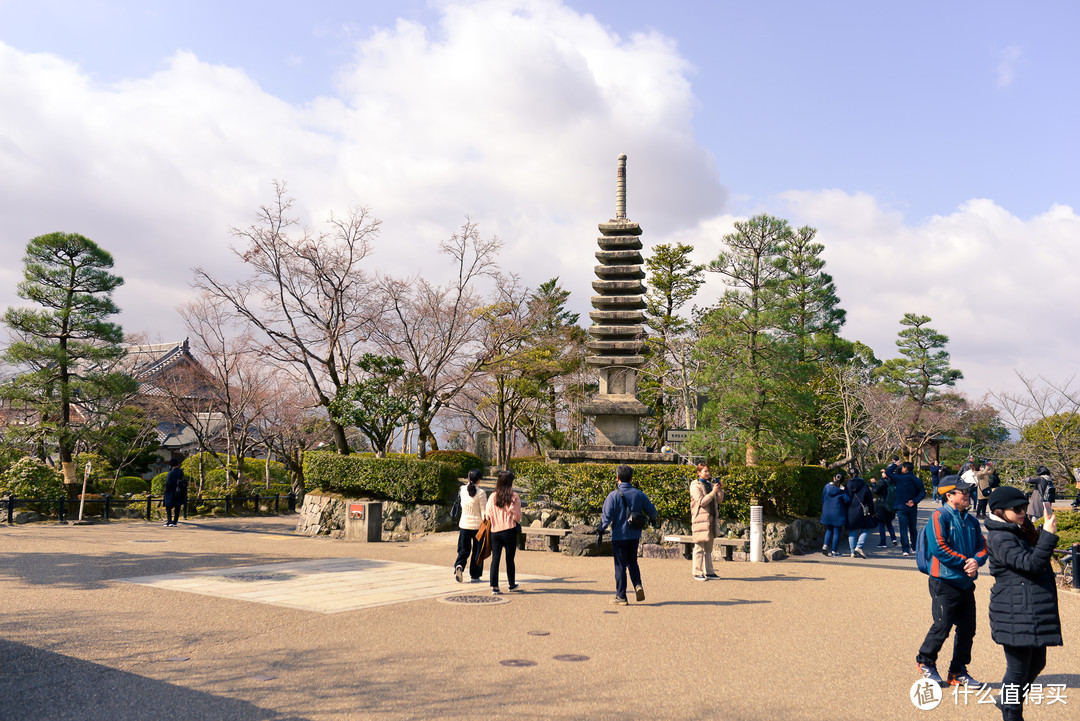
988;486;1029;511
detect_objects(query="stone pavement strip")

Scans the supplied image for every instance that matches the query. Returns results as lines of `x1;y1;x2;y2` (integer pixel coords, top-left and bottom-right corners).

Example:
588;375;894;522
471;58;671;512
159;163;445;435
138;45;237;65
119;558;552;613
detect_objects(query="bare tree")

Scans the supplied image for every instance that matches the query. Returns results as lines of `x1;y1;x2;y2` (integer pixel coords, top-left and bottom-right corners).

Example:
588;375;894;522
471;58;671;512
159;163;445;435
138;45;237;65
990;372;1080;479
370;219;504;458
192;181;380;455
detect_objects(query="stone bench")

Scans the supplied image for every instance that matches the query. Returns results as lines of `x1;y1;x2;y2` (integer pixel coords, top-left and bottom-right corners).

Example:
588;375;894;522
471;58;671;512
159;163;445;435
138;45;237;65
663;535;749;561
519;526;572;552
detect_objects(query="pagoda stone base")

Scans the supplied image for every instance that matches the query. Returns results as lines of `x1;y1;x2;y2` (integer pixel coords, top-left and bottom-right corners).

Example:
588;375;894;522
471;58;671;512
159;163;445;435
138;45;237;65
545;447;682;464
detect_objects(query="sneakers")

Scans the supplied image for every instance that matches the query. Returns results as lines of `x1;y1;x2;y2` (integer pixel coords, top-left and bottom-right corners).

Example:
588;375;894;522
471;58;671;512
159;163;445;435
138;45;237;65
830;551;843;557
850;552;856;558
469;577;482;583
876;543;887;548
693;575;707;581
508;584;520;593
491;587;501;595
610;597;628;606
635;585;645;602
892;540;900;547
902;551;911;556
854;547;867;559
947;669;987;690
704;574;720;580
917;663;944;685
454;566;463;583
821;545;830;556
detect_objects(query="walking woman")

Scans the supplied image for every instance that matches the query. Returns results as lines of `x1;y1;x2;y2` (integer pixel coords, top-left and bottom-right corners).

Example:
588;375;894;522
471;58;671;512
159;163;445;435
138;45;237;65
485;469;522;595
820;472;850;557
689;463;723;581
845;471;876;558
454;469;487;583
985;486;1062;721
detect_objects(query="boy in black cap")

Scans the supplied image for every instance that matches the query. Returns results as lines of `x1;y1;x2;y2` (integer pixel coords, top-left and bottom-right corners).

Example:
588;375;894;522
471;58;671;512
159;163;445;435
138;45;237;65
916;476;988;688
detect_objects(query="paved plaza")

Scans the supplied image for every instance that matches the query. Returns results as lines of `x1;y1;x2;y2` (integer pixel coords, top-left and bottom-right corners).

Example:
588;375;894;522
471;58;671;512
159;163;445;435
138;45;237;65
1;512;1077;721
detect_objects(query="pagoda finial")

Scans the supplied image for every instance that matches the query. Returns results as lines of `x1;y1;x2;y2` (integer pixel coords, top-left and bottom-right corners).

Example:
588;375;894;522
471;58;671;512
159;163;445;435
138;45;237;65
615;154;627;220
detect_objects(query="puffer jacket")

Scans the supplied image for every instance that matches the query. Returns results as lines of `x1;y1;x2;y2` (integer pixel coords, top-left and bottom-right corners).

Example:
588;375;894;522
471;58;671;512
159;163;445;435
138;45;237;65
819;483;850;527
845;477;876;530
690;479;721;543
985;515;1062;647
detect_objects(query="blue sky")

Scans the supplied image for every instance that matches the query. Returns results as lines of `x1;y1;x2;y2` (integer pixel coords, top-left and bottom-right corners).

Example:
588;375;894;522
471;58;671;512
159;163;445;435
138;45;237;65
1;0;1078;398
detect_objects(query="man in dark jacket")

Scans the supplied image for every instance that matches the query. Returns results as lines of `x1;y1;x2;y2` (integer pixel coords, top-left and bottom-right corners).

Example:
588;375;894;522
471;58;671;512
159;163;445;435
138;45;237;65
985;485;1062;721
163;457;187;527
885;461;926;555
916;476;988;689
599;465;658;606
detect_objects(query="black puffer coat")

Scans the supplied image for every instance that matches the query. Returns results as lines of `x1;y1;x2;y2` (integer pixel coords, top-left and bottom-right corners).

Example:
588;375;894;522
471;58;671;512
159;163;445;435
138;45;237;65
985;515;1062;647
845;477;877;530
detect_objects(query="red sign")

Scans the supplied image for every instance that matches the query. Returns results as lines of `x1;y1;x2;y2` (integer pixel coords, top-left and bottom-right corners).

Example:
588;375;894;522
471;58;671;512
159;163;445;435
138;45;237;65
349;503;365;520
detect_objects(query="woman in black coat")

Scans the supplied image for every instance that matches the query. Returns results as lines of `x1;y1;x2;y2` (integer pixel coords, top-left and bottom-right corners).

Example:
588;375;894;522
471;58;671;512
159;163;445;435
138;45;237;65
985;486;1062;721
844;473;876;558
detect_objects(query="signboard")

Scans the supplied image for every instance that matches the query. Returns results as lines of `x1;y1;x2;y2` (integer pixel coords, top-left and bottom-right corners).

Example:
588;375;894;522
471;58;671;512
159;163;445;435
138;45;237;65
665;429;691;443
349;503;365;520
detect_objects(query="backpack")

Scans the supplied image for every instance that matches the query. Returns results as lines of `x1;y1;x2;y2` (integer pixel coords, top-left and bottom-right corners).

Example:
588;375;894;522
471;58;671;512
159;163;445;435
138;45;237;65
450;492;462;523
917;510;949;575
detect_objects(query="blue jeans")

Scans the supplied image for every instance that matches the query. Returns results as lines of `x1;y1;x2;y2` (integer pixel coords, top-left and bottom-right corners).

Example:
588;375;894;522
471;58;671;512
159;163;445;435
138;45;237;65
612;538;642;600
823;525;843;553
847;529;869;551
896;506;919;552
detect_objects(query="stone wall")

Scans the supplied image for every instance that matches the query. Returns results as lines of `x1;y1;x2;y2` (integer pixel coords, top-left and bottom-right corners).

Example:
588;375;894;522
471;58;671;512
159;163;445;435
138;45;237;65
296;493;827;560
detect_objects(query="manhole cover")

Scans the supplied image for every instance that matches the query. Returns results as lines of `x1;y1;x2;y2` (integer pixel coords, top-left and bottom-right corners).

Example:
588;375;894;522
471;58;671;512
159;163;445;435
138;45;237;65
527;630;550;636
553;654;590;662
499;659;537;668
439;594;510;606
131;540;168;543
219;572;293;583
602;610;618;614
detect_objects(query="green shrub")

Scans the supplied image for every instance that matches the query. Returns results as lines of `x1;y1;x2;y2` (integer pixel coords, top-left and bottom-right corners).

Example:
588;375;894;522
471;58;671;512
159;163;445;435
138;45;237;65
73;452;116;488
424;450;484;478
1036;509;1080;550
303;451;457;503
0;457;66;501
114;476;149;495
151;471;168;495
182;452;288;487
512;461;830;522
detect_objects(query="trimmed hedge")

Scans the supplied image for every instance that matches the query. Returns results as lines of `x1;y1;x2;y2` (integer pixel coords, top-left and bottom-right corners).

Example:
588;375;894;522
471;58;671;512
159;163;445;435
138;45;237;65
511;461;831;522
303;451;458;504
115;476;149;495
423;450;484;478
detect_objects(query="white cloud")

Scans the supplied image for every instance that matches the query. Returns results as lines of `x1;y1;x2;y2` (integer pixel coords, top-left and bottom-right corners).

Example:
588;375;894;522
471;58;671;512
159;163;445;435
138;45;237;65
672;190;1080;398
0;0;723;350
997;44;1021;88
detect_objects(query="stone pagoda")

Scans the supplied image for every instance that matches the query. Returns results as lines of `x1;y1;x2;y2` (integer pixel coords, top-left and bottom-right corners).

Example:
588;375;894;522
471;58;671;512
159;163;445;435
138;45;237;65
547;154;678;465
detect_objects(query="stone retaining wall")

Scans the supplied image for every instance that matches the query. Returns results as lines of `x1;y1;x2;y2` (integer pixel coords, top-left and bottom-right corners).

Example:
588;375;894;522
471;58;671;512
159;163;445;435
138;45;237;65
296;493;827;560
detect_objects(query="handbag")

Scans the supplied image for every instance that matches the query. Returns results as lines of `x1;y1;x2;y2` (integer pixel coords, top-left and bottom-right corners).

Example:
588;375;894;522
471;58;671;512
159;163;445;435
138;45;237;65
619;486;650;530
475;518;492;563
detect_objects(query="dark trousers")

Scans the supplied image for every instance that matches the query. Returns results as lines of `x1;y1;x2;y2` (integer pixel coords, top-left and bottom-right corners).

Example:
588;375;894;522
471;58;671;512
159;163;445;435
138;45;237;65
1000;645;1047;721
489;527;519;590
917;577;976;673
454;527;484;580
976;497;989;516
896;506;919;552
878;515;896;544
166;504;182;524
612;538;641;600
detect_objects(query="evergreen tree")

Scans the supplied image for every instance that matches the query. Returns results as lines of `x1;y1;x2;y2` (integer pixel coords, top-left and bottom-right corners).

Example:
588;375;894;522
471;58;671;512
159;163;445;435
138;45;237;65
877;313;963;460
641;243;704;447
1;232;133;496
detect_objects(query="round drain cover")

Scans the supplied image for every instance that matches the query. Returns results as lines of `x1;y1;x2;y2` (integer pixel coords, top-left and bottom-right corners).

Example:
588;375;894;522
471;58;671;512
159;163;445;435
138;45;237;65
602;610;618;614
439;594;509;606
499;659;537;668
553;654;590;662
527;630;550;636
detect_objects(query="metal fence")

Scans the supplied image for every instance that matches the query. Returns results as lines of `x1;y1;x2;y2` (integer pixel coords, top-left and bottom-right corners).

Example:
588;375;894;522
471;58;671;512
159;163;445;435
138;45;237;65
4;492;298;524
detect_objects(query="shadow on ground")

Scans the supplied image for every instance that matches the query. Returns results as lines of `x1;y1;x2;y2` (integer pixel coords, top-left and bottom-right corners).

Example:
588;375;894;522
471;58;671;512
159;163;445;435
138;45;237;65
0;639;309;721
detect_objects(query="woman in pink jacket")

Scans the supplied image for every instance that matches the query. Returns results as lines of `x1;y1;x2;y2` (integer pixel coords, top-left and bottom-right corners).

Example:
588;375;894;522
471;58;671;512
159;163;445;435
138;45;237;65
485;470;523;595
689;463;724;580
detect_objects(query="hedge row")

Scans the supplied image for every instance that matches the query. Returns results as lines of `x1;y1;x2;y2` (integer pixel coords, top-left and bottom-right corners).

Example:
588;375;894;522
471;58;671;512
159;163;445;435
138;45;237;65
511;461;831;522
303;451;458;503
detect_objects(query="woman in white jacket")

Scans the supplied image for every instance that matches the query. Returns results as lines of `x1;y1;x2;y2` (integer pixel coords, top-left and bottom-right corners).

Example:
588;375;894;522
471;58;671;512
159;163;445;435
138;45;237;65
454;469;487;583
